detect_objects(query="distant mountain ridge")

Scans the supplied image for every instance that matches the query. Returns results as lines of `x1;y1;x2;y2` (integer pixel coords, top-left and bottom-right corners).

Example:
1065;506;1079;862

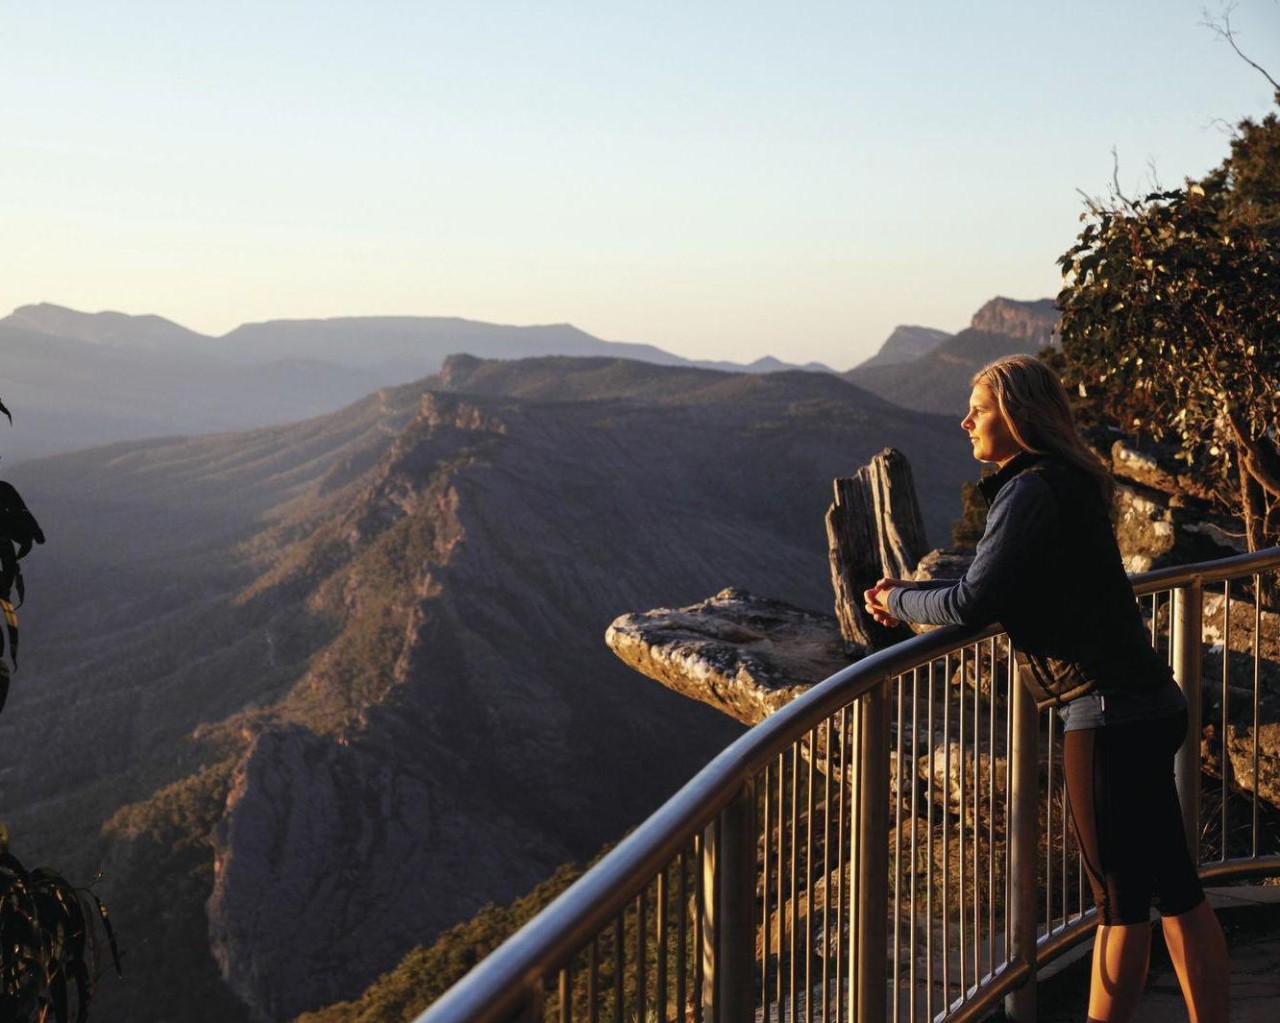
0;303;831;462
6;303;210;350
855;324;953;368
3;354;974;1022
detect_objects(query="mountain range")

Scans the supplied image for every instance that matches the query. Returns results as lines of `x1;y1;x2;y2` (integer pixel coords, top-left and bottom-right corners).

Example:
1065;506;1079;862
1;351;975;1021
0;304;832;463
0;297;1057;464
0;291;1062;1020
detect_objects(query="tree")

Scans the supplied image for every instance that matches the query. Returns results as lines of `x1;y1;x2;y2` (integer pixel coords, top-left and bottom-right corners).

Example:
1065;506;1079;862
0;407;120;1021
0;829;120;1023
1056;97;1280;554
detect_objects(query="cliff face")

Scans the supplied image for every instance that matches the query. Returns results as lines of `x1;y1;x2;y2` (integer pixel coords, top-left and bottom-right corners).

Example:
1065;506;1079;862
967;297;1058;348
3;356;974;1021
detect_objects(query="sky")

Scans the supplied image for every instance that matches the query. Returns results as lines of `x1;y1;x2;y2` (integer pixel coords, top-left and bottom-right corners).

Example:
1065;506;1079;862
2;1;1277;370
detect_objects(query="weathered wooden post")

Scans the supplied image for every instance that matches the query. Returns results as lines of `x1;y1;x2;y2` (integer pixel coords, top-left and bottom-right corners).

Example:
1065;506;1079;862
826;447;929;655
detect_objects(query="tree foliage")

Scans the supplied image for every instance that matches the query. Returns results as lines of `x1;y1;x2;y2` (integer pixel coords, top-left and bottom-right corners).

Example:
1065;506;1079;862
0;405;120;1020
293;860;589;1023
1056;97;1280;551
0;830;121;1023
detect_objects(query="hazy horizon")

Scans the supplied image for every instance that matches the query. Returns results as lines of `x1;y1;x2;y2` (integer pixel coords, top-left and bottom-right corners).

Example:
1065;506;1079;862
3;1;1276;368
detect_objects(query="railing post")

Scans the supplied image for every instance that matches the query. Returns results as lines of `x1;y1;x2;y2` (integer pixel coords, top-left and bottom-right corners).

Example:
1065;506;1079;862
1172;581;1203;858
851;681;890;1023
701;780;756;1023
1004;660;1038;1023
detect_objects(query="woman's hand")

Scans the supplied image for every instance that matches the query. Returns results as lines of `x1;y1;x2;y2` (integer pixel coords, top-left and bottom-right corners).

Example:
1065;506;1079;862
863;577;914;628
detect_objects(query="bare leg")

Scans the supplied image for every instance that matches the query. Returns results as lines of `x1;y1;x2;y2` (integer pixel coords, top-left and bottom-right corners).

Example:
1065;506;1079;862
1087;922;1151;1022
1161;899;1229;1023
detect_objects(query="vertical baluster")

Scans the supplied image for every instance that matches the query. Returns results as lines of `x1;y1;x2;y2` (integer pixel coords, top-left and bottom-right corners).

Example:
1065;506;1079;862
790;744;800;1023
987;643;996;973
1002;639;1013;963
614;913;625;1023
777;753;787;1016
1045;712;1055;933
835;706;849;1023
1253;575;1263;858
1060;731;1069;929
693;833;704;1023
589;936;600;1023
941;657;952;1014
1221;580;1231;860
844;698;859;1023
925;659;936;1023
908;674;919;1023
957;651;966;1000
805;728;815;1023
560;965;572;1023
967;652;977;978
821;717;833;1023
636;888;648;1023
892;680;904;1023
783;742;793;1023
1078;826;1086;919
656;868;668;1023
677;851;688;1023
762;760;772;1009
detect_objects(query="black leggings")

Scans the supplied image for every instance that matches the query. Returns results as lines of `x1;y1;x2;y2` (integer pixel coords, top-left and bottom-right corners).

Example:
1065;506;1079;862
1062;710;1204;925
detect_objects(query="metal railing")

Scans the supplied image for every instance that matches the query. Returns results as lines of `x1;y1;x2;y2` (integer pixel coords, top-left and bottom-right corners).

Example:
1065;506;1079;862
420;547;1280;1023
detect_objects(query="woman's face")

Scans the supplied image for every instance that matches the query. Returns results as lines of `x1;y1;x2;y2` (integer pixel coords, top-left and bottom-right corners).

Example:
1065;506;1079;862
961;382;1022;465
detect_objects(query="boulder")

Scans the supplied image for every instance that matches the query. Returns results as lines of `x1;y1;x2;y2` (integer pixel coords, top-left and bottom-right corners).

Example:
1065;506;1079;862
912;548;972;584
1110;439;1217;505
1113;481;1243;574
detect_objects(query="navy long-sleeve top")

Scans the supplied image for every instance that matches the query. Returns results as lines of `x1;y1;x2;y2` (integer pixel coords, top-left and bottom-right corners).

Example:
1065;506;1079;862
887;452;1183;729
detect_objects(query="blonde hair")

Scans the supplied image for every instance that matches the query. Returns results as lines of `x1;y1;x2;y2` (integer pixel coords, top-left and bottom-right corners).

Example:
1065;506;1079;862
973;354;1114;503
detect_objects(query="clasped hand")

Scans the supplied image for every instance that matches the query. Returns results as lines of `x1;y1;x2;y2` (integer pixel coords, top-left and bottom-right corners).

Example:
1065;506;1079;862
863;577;913;628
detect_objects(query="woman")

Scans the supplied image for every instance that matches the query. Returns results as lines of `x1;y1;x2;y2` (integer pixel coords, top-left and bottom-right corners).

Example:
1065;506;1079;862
863;354;1228;1023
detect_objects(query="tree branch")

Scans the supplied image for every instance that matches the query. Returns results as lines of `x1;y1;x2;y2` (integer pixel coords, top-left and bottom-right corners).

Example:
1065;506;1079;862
1226;405;1280;499
1202;4;1280;91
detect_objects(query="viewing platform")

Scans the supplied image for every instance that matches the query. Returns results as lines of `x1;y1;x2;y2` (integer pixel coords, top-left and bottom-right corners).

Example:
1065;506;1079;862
419;547;1280;1023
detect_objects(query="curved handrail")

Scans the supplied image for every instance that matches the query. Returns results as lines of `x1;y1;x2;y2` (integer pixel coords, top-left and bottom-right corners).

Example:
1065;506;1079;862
1132;545;1280;593
421;546;1280;1023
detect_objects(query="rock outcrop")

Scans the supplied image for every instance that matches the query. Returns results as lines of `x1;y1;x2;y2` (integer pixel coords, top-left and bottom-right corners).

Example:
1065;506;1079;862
1108;438;1244;573
606;590;847;726
1110;439;1217;505
968;297;1058;349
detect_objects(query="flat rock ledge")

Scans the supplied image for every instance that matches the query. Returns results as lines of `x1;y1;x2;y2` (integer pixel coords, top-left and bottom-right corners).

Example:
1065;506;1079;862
606;588;849;726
